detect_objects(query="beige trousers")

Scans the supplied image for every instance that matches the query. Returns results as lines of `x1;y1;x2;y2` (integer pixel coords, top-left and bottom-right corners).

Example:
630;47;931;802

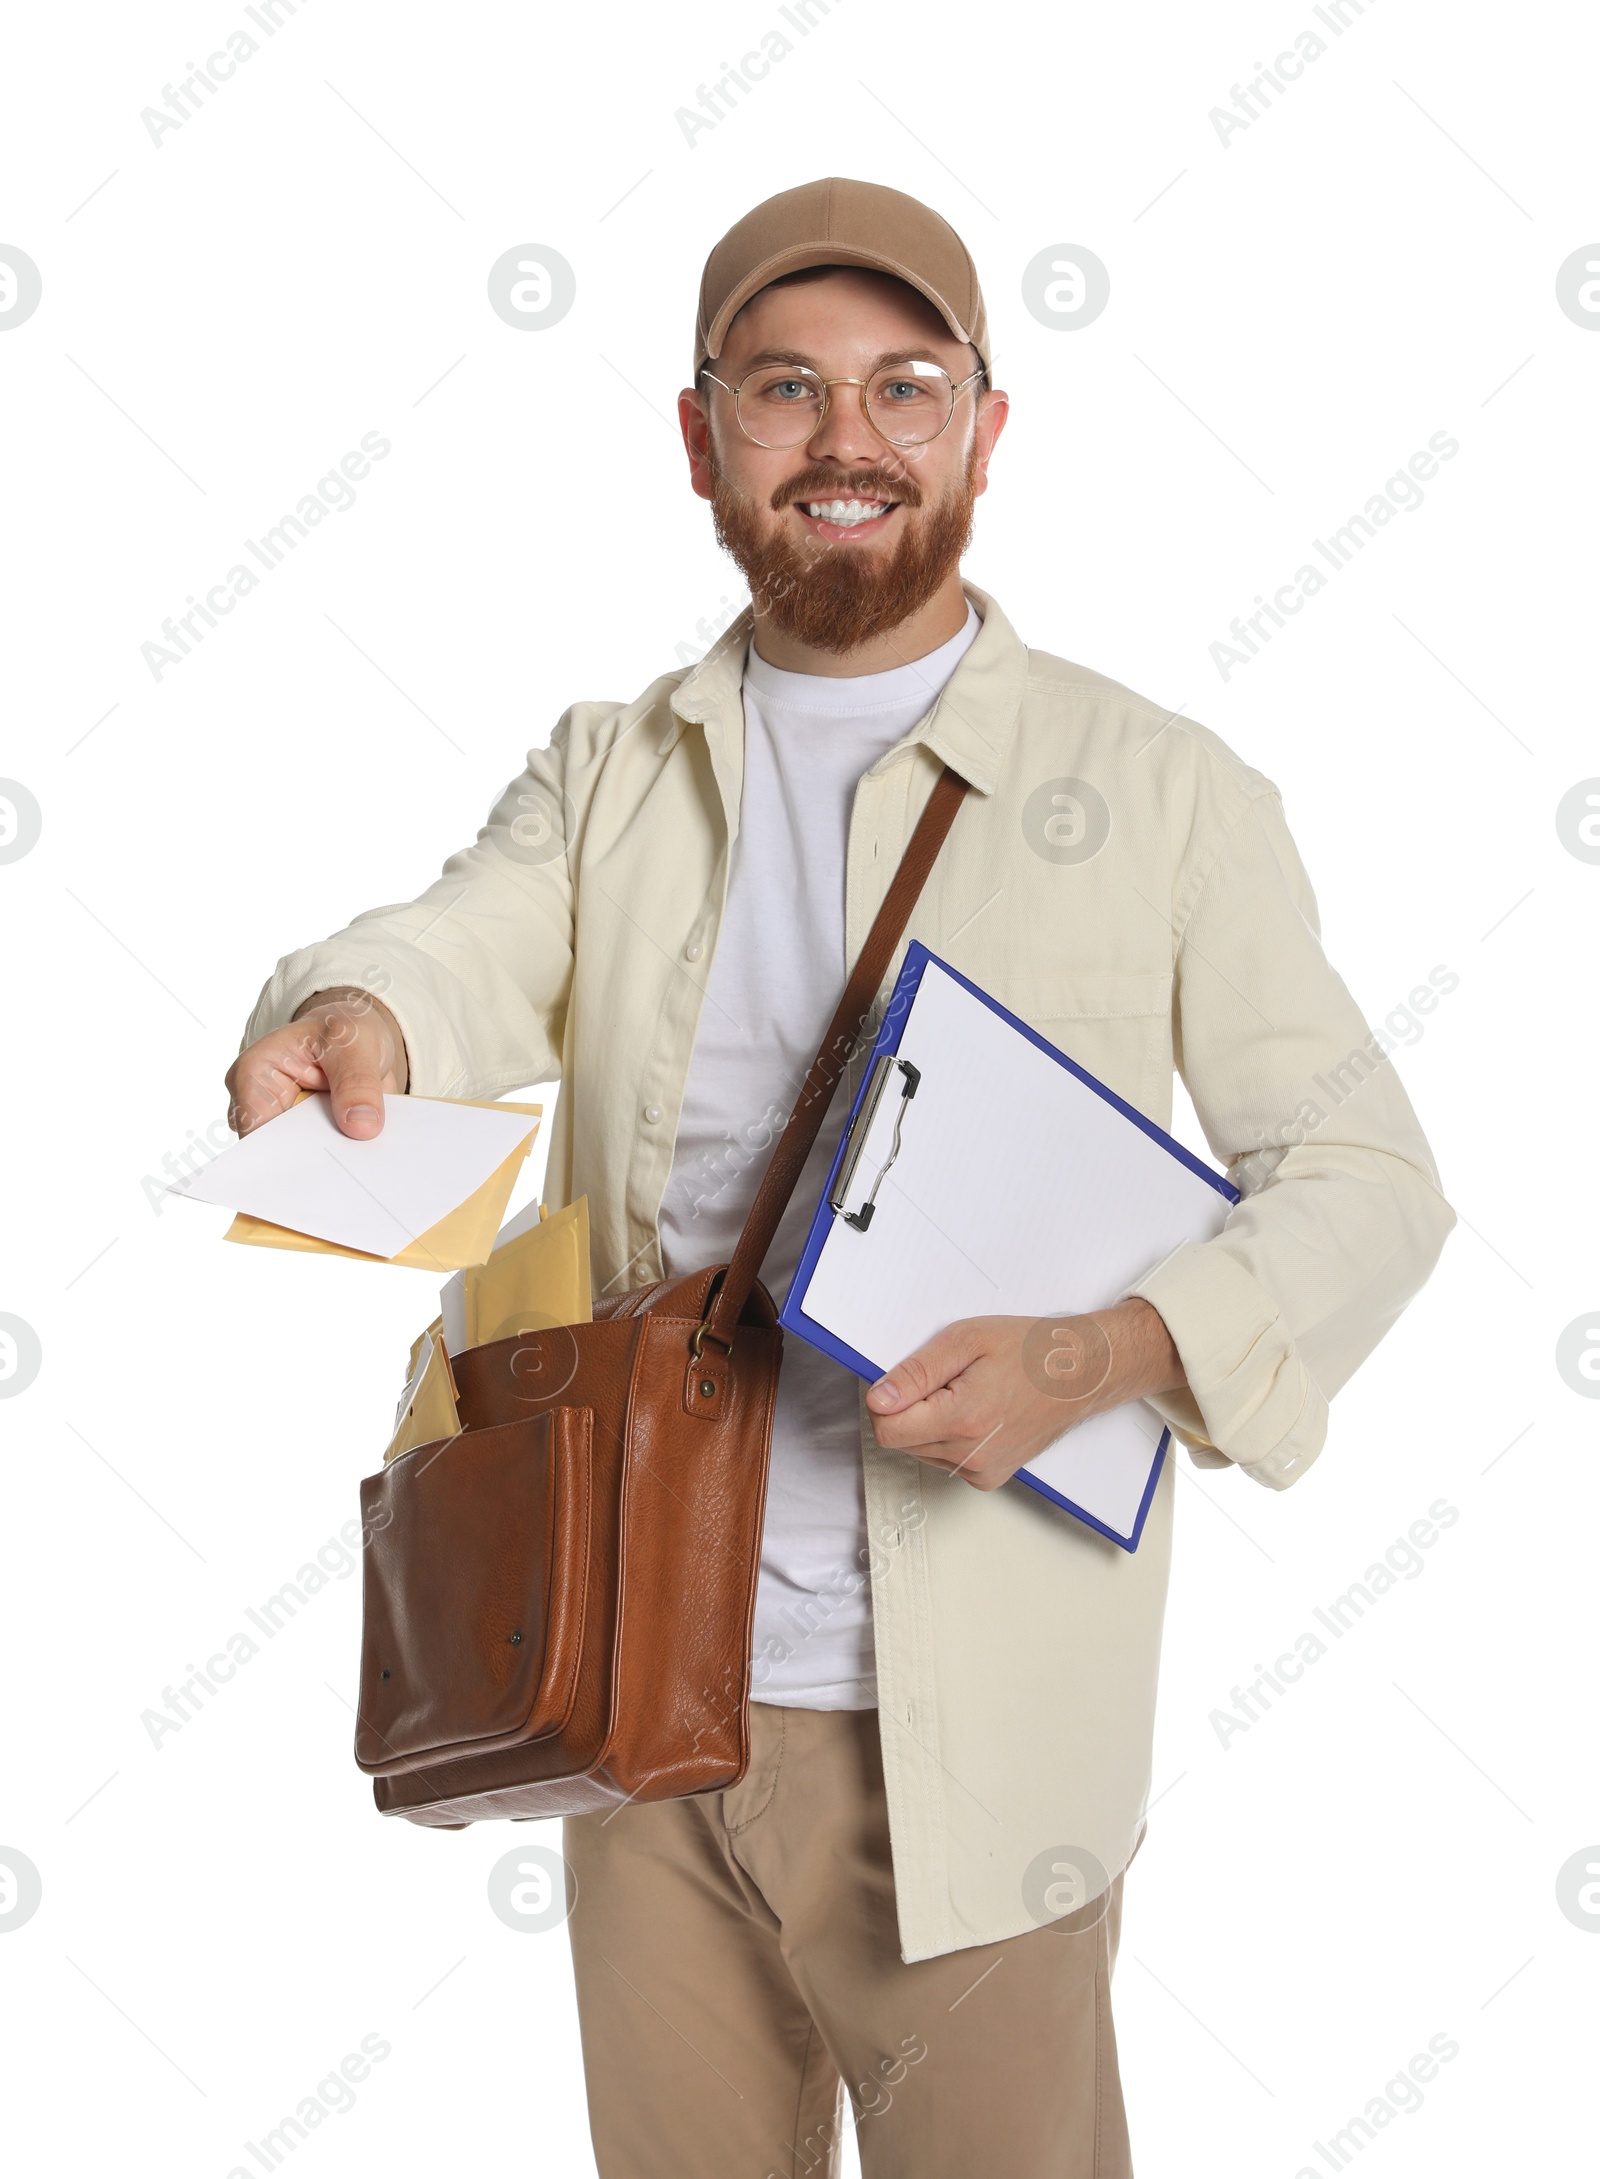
562;1703;1134;2179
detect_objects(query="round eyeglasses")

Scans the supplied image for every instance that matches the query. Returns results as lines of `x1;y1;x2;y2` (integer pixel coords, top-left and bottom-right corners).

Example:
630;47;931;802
700;359;987;449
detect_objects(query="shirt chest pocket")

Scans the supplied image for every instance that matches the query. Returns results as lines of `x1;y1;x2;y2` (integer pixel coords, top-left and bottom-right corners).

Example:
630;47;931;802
988;969;1174;1120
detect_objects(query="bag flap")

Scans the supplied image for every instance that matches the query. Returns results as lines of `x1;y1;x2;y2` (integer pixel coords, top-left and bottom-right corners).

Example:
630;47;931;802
355;1409;592;1776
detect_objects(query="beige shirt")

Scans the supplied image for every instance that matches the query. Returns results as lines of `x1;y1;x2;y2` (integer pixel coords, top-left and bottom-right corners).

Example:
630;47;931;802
242;581;1455;1962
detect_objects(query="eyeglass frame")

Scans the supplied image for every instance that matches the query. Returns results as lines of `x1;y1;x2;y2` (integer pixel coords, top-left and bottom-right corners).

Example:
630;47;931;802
699;357;989;450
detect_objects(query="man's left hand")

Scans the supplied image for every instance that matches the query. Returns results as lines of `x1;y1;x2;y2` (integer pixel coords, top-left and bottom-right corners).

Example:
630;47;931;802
863;1298;1187;1491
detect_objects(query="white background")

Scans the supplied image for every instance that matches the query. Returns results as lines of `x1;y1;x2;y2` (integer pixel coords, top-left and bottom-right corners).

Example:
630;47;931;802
2;1;1595;2172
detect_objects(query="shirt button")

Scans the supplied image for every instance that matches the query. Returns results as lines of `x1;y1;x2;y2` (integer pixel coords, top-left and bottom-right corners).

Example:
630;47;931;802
644;1104;662;1123
685;941;702;960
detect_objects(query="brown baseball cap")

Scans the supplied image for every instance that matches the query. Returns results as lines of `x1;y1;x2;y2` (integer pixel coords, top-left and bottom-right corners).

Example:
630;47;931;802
693;176;991;381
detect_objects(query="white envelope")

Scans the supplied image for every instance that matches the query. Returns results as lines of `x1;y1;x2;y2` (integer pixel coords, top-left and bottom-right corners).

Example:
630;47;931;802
166;1092;541;1259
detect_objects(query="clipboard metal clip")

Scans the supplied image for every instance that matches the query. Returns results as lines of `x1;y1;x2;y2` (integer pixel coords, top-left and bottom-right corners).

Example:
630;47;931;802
828;1053;920;1232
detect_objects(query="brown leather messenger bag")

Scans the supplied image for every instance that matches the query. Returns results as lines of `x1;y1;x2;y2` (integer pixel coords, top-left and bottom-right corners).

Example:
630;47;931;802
352;765;969;1827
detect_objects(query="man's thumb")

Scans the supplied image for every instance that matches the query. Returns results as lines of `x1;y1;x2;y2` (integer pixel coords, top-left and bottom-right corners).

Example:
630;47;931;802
866;1329;968;1413
327;1064;387;1138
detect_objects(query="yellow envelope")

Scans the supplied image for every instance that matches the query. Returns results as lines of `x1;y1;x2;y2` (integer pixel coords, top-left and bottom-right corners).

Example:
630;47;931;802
460;1195;592;1347
404;1313;446;1384
382;1326;460;1465
222;1097;543;1270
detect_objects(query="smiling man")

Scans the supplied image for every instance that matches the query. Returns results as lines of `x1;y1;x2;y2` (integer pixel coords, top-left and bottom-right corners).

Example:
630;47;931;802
230;178;1454;2177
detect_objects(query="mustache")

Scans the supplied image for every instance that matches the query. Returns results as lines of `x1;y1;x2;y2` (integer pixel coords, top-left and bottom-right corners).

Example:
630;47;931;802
771;465;924;510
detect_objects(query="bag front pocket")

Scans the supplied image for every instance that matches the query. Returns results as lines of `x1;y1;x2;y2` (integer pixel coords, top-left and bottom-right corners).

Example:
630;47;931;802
354;1408;592;1776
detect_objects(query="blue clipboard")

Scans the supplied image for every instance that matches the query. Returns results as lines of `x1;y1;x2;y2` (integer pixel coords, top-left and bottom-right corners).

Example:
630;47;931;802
778;941;1240;1551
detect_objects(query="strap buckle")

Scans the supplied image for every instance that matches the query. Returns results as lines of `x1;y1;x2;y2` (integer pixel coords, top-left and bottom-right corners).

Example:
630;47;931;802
689;1318;731;1363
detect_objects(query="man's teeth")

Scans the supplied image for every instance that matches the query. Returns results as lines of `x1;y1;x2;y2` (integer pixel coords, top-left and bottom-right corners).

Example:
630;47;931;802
800;498;892;526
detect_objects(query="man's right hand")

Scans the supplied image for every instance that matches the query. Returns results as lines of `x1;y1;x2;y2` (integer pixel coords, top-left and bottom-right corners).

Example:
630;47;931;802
226;988;410;1141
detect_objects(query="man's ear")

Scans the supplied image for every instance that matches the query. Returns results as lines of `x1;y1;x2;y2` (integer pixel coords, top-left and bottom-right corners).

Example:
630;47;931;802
972;386;1010;497
678;385;716;503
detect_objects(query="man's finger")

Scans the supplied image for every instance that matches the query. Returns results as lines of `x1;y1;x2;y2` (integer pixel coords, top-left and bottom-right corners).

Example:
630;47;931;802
225;1044;326;1137
866;1323;983;1416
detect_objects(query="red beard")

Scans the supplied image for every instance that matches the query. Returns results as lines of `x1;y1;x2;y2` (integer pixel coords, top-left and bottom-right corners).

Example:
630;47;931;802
707;435;979;656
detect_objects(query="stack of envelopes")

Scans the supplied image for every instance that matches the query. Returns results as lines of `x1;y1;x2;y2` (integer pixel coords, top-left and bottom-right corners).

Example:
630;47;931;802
381;1197;592;1464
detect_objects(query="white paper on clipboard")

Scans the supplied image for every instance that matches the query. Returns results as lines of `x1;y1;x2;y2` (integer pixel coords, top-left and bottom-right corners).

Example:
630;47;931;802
781;949;1236;1548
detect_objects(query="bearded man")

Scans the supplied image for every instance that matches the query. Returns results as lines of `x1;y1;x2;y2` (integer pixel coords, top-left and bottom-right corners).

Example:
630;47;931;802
228;178;1453;2178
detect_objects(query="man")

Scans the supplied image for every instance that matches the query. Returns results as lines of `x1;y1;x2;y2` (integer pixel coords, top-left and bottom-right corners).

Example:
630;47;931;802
228;178;1454;2177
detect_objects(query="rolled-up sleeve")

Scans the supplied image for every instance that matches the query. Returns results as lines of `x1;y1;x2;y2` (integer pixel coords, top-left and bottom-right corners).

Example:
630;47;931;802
239;717;579;1100
1120;787;1455;1488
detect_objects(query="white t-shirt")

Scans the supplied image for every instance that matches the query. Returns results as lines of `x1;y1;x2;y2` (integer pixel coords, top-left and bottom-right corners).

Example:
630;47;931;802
656;603;982;1709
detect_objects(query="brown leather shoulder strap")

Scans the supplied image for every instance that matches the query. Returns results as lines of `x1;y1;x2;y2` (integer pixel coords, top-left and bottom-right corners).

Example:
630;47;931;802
701;763;969;1352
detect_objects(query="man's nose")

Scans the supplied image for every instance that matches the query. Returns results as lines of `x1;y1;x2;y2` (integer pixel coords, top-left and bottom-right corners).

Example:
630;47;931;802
804;381;886;467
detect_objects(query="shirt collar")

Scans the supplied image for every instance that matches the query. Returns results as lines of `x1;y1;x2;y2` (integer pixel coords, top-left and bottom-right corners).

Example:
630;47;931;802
660;579;1026;798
